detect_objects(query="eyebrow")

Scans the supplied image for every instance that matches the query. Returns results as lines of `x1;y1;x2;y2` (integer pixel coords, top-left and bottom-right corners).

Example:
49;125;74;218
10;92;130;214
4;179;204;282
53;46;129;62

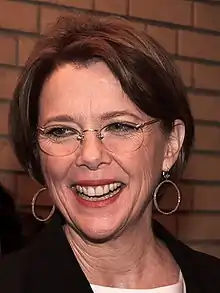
42;110;143;125
42;115;75;125
100;110;142;121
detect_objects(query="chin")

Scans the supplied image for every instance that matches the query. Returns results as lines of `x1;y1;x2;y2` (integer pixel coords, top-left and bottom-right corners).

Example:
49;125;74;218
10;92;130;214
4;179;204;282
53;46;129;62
79;230;118;244
69;217;126;244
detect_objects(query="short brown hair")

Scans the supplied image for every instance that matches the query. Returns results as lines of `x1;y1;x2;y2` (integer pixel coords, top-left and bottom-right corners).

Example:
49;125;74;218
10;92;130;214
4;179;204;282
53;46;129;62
9;13;194;184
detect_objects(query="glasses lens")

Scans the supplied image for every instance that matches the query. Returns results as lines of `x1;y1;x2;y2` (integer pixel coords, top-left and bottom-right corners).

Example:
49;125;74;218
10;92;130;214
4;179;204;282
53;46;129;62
102;127;144;153
38;137;79;156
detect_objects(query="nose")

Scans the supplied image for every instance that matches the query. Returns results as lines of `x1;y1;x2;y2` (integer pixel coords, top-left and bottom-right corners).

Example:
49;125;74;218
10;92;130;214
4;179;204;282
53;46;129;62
75;131;111;170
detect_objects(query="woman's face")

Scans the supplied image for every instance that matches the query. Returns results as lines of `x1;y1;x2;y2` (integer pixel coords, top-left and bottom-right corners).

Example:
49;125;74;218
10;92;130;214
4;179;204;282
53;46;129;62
39;62;183;241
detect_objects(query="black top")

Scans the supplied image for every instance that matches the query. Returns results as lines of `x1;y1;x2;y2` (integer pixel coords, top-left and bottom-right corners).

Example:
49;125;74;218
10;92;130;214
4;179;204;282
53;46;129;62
0;213;220;292
0;185;24;254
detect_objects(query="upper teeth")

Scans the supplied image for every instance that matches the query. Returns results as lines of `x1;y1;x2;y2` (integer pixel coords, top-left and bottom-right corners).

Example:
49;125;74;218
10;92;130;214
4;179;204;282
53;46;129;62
75;183;121;197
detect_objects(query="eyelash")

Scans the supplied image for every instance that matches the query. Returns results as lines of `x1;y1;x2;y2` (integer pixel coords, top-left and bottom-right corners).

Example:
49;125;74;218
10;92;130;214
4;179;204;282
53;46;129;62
41;120;140;136
44;126;78;137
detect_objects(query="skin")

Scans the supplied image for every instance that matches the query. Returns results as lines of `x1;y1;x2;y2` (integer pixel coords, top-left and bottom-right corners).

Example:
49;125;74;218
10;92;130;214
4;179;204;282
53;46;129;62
38;62;185;289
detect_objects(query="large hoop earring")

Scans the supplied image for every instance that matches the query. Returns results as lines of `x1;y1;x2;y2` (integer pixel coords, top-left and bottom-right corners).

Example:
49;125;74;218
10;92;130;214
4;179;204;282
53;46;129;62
31;187;55;222
153;171;181;215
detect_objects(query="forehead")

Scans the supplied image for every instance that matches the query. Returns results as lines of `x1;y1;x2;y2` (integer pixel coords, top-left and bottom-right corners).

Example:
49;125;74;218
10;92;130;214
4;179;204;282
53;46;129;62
39;62;146;123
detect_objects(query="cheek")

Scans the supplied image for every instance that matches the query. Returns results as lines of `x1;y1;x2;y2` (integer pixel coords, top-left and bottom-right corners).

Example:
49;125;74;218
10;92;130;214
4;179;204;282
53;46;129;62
40;153;72;184
130;136;166;185
142;137;166;180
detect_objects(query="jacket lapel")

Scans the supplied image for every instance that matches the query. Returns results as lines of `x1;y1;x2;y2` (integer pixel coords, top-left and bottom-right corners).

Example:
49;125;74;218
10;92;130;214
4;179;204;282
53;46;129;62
25;214;204;293
24;214;93;293
153;221;202;293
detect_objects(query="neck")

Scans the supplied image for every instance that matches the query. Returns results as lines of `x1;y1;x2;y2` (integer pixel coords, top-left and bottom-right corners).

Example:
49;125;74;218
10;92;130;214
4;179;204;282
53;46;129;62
64;217;179;289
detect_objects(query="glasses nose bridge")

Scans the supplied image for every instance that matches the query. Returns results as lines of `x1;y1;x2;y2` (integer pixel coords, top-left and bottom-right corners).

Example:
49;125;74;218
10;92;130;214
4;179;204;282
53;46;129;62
81;128;102;142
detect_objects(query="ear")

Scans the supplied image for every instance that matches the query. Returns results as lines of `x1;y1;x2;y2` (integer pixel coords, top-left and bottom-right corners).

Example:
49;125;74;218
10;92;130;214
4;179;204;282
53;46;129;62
162;120;185;171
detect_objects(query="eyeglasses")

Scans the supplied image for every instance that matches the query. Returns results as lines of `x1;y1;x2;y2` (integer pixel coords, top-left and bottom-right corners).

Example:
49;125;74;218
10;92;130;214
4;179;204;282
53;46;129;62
37;119;159;157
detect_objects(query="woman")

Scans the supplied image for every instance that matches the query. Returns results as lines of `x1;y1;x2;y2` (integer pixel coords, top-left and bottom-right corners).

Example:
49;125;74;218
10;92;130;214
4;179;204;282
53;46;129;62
0;13;220;292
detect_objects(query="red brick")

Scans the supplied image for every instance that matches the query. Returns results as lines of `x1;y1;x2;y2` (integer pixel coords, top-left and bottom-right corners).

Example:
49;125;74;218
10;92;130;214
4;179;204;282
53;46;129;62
192;185;220;211
178;184;195;211
178;31;220;62
0;34;16;65
40;6;73;33
132;21;146;31
0;173;17;199
0;102;9;134
153;213;177;236
187;242;220;259
183;153;220;181
0;172;47;207
175;60;192;87
178;214;220;241
16;174;52;207
94;0;127;15
193;63;220;91
0;67;20;99
194;2;220;32
18;36;38;66
152;183;193;212
188;93;220;122
147;25;176;54
20;205;53;221
0;1;38;32
35;0;92;9
194;125;220;152
0;139;22;171
129;0;192;25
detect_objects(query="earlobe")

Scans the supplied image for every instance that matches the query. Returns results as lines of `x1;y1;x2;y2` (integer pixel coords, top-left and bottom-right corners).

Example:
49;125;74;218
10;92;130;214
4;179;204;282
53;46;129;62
162;120;185;171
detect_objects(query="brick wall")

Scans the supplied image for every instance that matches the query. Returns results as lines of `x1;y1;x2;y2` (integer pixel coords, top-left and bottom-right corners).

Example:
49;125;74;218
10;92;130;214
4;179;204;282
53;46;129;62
0;0;220;257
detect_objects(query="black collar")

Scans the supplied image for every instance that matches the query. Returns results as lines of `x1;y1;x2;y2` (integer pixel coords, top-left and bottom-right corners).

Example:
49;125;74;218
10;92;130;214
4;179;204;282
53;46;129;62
25;213;201;293
153;221;200;293
25;213;92;292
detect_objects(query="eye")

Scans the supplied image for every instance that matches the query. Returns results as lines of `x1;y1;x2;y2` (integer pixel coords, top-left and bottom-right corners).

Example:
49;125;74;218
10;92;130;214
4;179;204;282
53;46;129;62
104;122;137;135
41;126;79;141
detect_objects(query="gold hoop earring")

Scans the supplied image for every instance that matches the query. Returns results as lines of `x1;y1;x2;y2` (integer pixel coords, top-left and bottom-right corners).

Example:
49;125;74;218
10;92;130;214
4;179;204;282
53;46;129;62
31;187;55;222
153;171;181;215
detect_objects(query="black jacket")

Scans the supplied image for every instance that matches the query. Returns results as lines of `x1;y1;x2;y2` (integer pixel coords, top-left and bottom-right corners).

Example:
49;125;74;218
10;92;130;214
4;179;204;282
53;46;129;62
0;213;220;293
0;185;24;255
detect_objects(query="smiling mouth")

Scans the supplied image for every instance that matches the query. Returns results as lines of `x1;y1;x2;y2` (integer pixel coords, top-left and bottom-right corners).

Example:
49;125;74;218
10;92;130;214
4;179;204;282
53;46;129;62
71;183;123;202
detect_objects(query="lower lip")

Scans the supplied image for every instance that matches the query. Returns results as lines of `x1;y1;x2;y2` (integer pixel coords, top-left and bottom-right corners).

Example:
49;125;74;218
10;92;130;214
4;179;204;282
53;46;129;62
73;189;122;208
